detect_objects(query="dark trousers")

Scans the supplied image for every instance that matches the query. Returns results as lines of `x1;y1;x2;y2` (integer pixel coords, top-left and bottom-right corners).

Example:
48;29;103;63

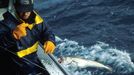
0;51;50;75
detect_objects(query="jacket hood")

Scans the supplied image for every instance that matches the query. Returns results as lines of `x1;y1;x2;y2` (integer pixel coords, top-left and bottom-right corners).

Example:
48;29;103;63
2;11;43;30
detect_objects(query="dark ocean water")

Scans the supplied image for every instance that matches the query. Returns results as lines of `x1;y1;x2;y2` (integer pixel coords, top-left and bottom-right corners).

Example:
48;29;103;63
35;0;134;61
35;0;134;75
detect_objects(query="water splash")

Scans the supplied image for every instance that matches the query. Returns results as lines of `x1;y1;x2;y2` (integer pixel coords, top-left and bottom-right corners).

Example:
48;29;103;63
54;37;134;75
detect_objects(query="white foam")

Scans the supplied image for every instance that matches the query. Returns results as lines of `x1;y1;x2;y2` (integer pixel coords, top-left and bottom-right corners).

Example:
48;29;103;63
55;36;134;75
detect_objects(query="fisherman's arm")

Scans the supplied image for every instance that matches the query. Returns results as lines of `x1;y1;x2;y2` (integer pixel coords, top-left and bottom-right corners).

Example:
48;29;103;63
39;21;56;54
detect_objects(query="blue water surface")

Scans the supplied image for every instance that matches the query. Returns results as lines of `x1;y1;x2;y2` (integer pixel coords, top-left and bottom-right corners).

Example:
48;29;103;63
35;0;134;75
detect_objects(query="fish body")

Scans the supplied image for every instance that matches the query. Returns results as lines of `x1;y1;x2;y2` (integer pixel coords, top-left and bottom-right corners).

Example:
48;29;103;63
61;57;112;72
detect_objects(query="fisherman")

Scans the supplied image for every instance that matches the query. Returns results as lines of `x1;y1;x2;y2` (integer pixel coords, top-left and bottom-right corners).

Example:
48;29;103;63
0;0;56;75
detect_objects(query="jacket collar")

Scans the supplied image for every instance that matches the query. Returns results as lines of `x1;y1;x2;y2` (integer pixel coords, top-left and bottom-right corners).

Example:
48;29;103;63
20;11;43;25
3;11;43;30
3;11;43;24
34;11;43;24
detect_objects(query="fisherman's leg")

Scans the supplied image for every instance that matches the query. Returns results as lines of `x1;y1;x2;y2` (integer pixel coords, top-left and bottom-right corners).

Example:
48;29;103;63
27;56;50;75
22;62;50;75
0;55;24;75
21;53;50;75
0;53;12;74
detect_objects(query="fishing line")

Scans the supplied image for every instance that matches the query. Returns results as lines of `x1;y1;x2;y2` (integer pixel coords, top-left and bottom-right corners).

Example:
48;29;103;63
0;46;48;71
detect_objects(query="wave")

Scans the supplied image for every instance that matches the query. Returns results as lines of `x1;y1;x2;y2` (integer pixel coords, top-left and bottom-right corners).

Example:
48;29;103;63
54;37;134;75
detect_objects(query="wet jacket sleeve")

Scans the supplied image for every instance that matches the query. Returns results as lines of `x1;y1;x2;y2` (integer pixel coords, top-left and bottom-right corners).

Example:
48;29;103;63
38;21;56;46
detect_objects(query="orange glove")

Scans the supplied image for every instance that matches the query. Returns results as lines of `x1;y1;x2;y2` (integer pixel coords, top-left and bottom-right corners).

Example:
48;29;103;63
13;23;28;40
44;41;56;54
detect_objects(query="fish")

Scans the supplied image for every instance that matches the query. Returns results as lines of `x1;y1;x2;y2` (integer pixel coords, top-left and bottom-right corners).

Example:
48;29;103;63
59;57;112;72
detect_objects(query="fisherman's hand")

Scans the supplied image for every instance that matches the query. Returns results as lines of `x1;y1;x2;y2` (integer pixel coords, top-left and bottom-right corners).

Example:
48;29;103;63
13;23;28;40
44;41;56;54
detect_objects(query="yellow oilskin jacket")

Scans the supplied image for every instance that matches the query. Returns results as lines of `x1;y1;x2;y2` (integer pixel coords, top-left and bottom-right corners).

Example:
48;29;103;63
0;11;56;58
